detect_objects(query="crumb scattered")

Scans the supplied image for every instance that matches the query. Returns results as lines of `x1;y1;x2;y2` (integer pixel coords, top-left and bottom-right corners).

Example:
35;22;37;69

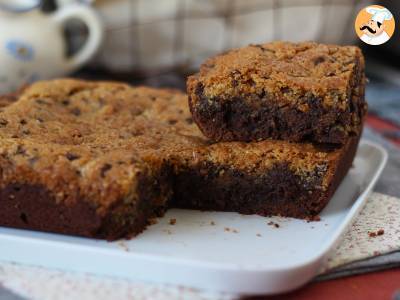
373;251;381;256
163;229;172;235
256;233;262;237
224;227;238;233
210;221;215;226
148;218;158;225
368;229;385;238
169;218;176;225
267;221;280;228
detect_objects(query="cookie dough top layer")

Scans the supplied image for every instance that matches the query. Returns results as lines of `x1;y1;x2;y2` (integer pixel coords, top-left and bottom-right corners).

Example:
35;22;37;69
189;41;364;109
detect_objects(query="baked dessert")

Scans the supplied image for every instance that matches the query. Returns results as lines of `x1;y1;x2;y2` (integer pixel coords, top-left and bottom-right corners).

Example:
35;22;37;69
187;41;367;144
172;136;359;218
0;79;360;240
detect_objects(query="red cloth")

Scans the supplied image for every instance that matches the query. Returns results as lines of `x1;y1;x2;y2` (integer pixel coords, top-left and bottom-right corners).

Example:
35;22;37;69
366;114;400;147
248;268;400;300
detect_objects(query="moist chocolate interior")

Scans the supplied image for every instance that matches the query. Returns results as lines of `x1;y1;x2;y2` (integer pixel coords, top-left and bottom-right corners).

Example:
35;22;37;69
0;165;172;240
171;162;326;218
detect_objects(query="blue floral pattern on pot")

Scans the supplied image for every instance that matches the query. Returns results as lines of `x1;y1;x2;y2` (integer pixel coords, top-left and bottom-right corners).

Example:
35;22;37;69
5;40;34;62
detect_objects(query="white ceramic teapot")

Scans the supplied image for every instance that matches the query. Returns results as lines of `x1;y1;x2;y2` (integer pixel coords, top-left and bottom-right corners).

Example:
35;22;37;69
0;0;103;93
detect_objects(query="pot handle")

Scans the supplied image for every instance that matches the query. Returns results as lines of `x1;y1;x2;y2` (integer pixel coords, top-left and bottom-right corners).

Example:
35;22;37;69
51;4;103;72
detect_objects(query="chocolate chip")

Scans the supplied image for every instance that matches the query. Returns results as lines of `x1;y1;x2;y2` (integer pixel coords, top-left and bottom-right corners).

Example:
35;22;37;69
19;119;27;125
230;69;241;76
313;56;326;65
168;119;177;125
36;99;49;105
22;129;30;135
61;99;70;106
185;117;193;124
72;132;82;138
245;78;256;87
15;145;26;155
28;156;38;165
65;153;80;161
100;163;112;177
280;87;291;94
195;83;204;96
0;118;8;126
70;107;81;116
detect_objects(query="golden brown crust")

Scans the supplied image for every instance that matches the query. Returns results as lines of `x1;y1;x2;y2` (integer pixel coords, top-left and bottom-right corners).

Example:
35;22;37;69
189;41;363;108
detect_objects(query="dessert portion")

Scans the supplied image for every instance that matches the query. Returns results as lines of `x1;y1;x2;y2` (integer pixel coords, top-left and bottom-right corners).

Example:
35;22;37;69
187;41;367;144
172;136;359;219
0;80;182;240
0;79;360;240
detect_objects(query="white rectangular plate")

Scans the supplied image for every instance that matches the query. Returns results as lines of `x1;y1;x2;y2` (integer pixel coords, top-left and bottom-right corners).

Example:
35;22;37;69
0;140;388;295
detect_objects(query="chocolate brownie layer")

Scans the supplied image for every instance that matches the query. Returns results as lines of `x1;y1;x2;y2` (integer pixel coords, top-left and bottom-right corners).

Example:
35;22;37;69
187;41;367;144
0;168;171;239
0;79;362;239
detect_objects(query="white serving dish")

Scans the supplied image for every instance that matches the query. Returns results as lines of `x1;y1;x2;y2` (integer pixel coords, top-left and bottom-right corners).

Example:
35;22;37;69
0;140;388;295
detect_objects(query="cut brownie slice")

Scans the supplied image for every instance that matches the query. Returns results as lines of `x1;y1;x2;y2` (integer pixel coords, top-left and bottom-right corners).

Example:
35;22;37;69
0;80;179;240
0;79;361;239
172;136;359;218
187;41;367;144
